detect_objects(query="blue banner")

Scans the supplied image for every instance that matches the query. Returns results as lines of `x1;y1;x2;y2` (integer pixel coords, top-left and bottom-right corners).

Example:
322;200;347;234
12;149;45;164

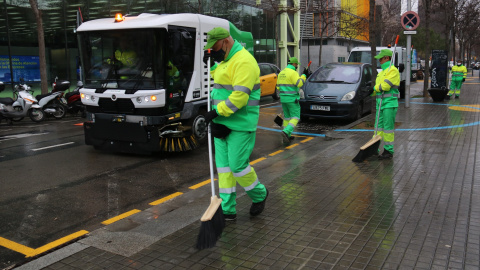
0;55;41;83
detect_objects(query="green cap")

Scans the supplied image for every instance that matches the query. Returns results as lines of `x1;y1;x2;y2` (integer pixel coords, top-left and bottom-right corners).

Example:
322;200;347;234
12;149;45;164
288;57;300;65
204;27;230;50
374;49;393;59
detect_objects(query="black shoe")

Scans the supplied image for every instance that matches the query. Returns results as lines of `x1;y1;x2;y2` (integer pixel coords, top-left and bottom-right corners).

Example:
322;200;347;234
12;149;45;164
224;214;237;221
281;131;290;144
250;189;268;216
378;150;393;160
289;136;295;142
455;95;459;99
445;95;451;100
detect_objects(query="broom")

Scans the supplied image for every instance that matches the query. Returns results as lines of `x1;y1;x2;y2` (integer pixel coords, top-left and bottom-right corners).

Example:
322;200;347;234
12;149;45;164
196;50;225;250
352;35;399;162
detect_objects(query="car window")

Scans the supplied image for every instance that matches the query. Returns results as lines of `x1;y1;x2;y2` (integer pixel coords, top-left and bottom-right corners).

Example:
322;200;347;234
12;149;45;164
363;66;372;82
310;65;361;83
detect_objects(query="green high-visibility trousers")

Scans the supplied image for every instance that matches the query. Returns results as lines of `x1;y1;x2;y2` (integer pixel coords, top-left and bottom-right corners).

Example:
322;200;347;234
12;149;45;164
448;80;463;97
214;130;267;215
281;102;300;137
376;107;397;154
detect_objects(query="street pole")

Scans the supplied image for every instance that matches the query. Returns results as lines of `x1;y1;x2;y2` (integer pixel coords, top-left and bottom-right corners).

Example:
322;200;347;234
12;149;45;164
405;0;411;108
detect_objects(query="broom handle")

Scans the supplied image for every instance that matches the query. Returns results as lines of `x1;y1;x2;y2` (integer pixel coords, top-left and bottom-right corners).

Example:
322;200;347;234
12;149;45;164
206;50;216;197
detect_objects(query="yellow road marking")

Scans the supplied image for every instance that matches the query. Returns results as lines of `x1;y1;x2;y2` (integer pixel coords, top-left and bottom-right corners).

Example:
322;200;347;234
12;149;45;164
286;143;299;149
250;157;266;165
0;230;89;257
301;137;314;143
0;237;35;256
101;209;141;225
27;230;89;258
269;150;284;156
189;179;217;189
149;192;183;206
449;104;480;112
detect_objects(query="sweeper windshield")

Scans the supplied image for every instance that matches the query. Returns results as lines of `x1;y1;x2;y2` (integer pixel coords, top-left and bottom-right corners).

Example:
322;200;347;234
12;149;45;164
78;29;166;90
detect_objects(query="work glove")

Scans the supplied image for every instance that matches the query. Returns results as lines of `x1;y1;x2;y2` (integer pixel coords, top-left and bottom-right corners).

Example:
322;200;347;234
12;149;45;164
462;78;465;82
303;68;312;78
203;51;215;68
211;123;231;139
204;109;218;124
368;87;374;95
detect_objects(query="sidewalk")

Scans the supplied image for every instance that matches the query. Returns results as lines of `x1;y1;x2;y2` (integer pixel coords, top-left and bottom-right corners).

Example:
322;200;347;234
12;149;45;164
15;74;480;270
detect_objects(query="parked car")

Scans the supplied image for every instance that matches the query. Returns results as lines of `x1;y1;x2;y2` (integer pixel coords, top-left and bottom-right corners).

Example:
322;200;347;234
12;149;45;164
300;62;374;121
258;63;280;100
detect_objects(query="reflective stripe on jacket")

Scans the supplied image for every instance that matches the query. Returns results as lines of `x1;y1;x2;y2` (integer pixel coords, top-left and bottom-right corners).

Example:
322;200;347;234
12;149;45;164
451;65;467;81
210;41;260;131
374;61;400;109
277;64;306;103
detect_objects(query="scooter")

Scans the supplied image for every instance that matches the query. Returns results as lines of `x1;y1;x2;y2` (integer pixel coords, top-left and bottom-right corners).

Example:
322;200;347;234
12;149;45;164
36;79;70;119
0;79;45;124
64;81;86;117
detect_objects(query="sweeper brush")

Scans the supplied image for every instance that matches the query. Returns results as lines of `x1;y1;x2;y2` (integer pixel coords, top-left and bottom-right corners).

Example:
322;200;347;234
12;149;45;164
158;122;205;153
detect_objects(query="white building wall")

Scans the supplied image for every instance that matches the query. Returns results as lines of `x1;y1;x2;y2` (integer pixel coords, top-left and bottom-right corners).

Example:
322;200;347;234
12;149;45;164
300;44;350;70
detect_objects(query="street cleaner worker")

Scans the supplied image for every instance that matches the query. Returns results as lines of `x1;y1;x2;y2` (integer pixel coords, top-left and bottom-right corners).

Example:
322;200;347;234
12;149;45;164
277;57;306;144
447;60;467;99
202;27;268;221
372;49;400;160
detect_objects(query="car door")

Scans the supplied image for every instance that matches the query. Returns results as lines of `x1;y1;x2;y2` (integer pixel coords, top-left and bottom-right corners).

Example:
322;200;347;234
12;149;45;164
259;64;277;97
361;65;373;113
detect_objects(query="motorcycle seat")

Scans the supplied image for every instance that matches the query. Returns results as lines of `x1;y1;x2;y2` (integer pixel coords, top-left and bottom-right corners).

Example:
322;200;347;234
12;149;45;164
0;97;15;105
36;93;52;101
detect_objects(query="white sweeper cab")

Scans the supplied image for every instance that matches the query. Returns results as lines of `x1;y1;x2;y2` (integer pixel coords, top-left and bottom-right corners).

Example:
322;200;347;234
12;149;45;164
77;13;254;154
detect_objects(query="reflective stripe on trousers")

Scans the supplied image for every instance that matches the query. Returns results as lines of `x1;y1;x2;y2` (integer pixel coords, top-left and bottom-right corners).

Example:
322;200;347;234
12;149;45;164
281;102;300;137
214;130;267;215
375;107;397;154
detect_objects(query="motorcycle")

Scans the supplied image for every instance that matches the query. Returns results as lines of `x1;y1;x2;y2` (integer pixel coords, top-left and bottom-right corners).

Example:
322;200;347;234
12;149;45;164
35;78;70;119
0;79;45;124
64;81;86;117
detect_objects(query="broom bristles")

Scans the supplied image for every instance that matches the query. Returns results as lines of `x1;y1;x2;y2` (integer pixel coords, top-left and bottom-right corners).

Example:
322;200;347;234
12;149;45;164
352;136;381;162
196;196;225;250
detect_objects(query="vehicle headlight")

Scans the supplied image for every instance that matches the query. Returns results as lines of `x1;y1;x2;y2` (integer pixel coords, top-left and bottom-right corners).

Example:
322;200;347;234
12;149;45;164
91;96;96;102
136;97;142;103
341;91;356;101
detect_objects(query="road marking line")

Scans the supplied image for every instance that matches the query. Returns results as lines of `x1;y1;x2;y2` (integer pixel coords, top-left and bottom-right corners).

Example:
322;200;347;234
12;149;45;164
189;179;217;189
31;142;75;151
0;132;49;142
301;137;314;143
149;192;183;206
286;143;299;149
102;209;141;225
0;237;35;256
0;230;89;257
250;157;266;165
269;150;284;156
27;230;89;258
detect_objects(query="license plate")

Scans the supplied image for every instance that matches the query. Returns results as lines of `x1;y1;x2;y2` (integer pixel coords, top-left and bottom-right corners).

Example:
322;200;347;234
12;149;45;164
311;105;330;111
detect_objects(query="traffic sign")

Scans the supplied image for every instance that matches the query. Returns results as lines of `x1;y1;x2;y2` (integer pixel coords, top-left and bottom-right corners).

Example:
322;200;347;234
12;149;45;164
401;11;420;31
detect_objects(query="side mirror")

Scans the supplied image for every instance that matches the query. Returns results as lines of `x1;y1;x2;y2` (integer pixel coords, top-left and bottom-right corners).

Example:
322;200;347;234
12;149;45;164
398;63;405;73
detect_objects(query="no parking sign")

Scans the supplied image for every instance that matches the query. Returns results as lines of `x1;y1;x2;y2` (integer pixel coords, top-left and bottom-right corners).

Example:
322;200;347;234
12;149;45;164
401;11;420;31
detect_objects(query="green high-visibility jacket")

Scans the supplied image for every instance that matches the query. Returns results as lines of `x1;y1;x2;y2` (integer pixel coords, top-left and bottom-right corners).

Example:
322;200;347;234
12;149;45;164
373;61;400;109
451;65;467;81
210;41;261;132
277;64;306;103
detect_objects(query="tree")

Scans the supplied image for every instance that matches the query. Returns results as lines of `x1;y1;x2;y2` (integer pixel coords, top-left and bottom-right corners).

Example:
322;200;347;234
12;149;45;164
29;0;48;94
369;0;376;113
338;3;369;53
311;0;340;66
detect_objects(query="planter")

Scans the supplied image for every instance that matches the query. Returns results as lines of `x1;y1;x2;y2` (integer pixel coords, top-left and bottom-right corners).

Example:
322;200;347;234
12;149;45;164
428;87;448;102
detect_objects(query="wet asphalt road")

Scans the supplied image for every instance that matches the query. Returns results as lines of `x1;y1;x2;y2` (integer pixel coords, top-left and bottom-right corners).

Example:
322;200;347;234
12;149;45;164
0;97;346;269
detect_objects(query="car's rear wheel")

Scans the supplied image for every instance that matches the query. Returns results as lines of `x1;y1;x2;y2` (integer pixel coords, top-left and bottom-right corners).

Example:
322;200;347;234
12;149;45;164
272;87;280;100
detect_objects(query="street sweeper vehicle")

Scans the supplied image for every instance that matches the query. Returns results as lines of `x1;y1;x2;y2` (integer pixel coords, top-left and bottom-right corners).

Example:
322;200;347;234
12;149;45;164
77;13;254;154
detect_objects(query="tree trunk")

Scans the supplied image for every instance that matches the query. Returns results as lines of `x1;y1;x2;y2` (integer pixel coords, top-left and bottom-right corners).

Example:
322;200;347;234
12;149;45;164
369;0;376;115
423;0;431;97
29;0;48;94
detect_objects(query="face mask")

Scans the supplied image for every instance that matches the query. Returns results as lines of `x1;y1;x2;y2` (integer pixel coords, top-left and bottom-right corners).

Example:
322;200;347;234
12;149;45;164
211;41;226;62
457;63;461;66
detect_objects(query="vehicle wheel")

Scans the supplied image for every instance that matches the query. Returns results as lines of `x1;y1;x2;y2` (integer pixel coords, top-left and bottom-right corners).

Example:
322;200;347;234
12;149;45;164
52;105;66;119
11;106;24;122
29;108;45;122
189;108;208;145
353;103;363;121
272;87;280;100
